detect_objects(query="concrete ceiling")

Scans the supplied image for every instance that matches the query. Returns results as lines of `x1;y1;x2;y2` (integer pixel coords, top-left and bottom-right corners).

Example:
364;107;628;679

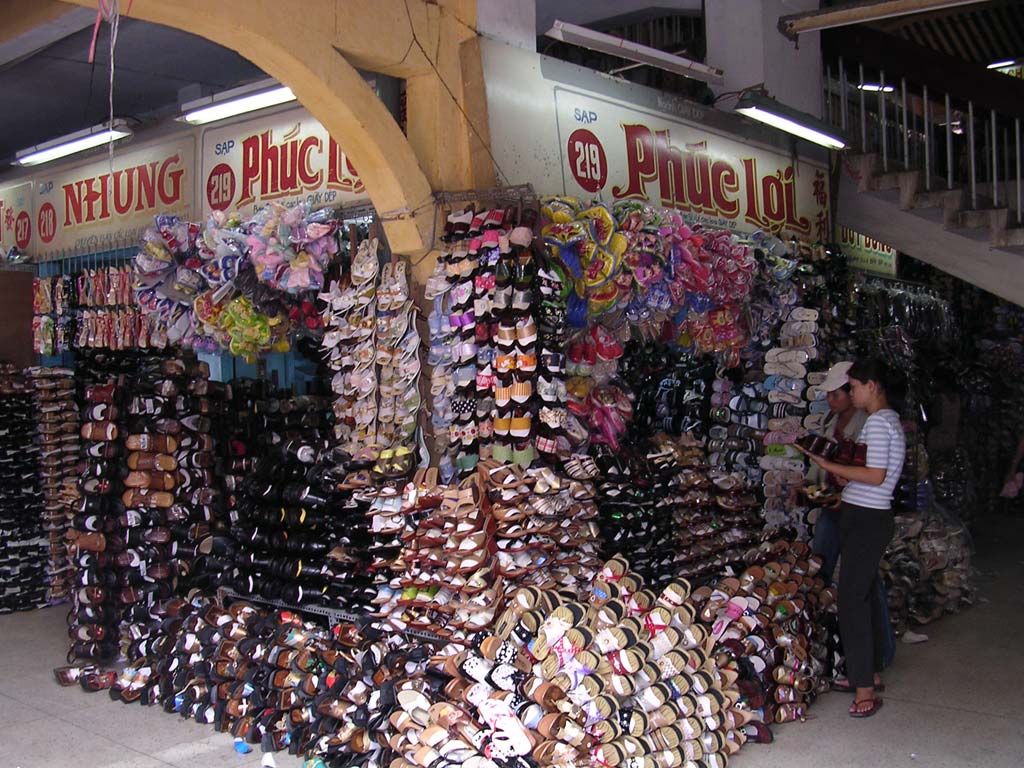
0;15;264;162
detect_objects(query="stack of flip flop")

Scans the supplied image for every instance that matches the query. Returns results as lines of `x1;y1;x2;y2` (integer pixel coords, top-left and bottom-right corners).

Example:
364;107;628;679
535;248;572;463
27;366;79;605
362;469;441;627
759;305;822;532
0;367;47;613
487;461;602;595
622;343;712;445
592;434;728;588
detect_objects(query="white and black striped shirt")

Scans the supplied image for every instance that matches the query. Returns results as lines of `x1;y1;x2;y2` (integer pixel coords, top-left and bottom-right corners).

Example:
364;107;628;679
841;409;906;510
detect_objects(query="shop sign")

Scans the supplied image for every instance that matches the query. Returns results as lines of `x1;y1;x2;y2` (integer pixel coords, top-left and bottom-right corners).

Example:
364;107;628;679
555;90;829;240
0;182;34;256
839;226;898;276
200;107;367;218
33;139;195;261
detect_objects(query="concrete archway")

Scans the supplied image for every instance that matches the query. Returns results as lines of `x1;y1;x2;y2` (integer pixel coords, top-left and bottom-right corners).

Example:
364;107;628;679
41;0;495;254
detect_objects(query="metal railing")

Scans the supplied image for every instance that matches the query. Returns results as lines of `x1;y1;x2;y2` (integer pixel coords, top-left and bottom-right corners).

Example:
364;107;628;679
825;56;1024;224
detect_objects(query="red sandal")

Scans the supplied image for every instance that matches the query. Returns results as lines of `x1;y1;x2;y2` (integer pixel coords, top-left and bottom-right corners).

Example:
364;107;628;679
849;698;884;718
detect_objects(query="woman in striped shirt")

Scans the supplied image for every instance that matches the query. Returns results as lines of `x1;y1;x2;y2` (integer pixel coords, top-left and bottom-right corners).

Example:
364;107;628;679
797;357;906;718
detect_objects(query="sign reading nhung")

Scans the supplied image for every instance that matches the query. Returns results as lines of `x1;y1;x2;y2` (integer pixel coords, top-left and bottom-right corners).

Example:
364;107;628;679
33;140;195;261
555;88;830;240
838;226;898;276
0;182;34;256
200;107;368;218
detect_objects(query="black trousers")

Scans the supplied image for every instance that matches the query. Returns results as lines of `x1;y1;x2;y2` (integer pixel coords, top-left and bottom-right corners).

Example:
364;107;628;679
838;501;894;688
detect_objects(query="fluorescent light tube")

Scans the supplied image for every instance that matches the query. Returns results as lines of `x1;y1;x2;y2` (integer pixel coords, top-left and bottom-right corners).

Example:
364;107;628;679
14;121;132;166
545;20;724;85
858;84;895;92
987;59;1015;69
180;81;296;125
735;92;847;149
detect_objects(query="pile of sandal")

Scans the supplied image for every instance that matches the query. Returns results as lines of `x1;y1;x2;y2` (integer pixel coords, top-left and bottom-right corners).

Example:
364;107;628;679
0;367;47;612
624;344;712;442
435;221;542;477
67;371;127;662
689;539;833;733
759;306;824;534
164;358;224;592
61;593;443;766
384;472;500;640
882;506;975;632
487;461;602;595
27;366;79;605
362;469;442;628
228;393;347;609
322;238;408;455
431;557;750;768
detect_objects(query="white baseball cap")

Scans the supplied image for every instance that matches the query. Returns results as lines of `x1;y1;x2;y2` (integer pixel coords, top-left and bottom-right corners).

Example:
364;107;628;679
821;361;854;392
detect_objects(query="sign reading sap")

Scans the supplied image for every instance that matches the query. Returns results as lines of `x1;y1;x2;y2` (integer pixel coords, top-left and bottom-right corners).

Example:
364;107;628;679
214;140;236;156
574;108;599;124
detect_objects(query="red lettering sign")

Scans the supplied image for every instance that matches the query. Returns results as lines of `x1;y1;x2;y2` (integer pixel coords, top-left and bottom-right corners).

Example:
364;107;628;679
608;123;812;235
61;154;185;228
14;211;30;250
207;163;237;211
38;203;57;244
567;129;607;193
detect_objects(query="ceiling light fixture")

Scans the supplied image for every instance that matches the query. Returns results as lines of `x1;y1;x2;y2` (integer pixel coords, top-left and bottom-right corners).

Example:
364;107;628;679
14;120;132;166
987;59;1016;69
179;78;296;125
544;20;724;85
735;91;847;149
857;83;895;93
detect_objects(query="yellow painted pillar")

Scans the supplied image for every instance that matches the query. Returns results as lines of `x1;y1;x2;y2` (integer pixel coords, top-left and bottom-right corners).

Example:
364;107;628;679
36;0;496;259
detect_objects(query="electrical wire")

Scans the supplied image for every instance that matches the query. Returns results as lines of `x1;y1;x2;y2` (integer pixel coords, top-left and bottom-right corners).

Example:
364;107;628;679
400;0;512;188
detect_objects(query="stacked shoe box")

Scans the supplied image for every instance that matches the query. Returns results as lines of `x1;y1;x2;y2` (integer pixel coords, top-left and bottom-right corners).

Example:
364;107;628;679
27;366;79;605
0;367;47;613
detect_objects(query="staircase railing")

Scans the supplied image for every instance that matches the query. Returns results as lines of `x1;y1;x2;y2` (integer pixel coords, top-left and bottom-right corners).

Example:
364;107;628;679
823;56;1024;225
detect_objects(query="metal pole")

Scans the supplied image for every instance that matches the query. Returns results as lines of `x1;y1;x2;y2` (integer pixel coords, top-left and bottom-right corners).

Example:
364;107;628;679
1016;118;1021;224
859;64;867;151
1004;126;1010;197
945;93;953;190
880;70;888;171
902;78;909;168
924;84;931;190
968;100;977;209
839;56;848;131
992;110;998;207
825;64;833;124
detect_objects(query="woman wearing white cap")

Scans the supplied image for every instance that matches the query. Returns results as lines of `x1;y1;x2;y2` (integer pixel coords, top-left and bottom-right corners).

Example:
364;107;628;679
797;357;906;718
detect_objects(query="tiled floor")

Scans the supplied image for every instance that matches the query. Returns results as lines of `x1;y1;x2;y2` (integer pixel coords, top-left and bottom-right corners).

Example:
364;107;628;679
2;512;1021;768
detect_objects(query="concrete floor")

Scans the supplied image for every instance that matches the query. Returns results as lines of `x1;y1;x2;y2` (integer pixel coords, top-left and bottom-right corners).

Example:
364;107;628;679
1;513;1022;768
